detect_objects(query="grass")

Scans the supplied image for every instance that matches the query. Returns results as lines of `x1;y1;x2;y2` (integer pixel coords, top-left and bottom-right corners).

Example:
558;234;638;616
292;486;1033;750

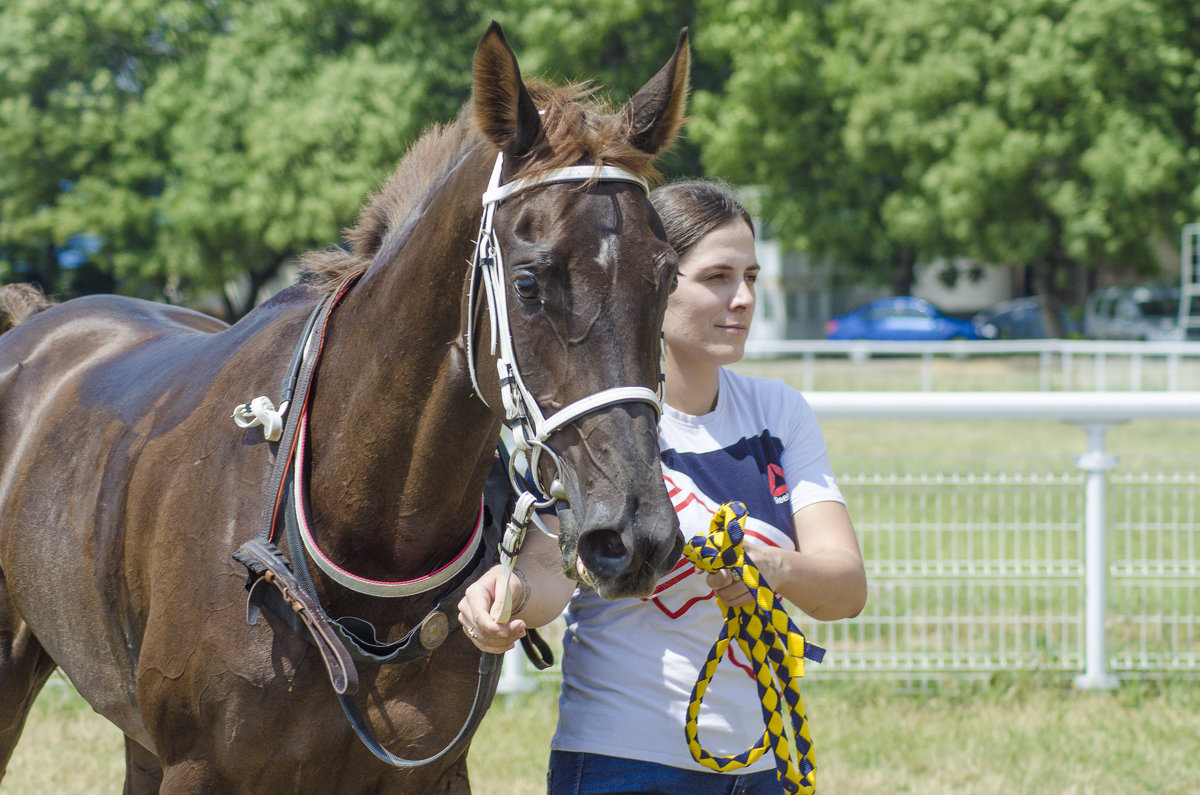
5;357;1198;791
10;674;1200;793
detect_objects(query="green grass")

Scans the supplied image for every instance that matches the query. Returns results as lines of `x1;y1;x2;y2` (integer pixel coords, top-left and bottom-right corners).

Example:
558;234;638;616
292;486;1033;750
10;675;1200;793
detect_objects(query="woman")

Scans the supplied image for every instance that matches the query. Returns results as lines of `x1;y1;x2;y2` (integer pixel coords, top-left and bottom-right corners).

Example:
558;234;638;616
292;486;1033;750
459;180;867;794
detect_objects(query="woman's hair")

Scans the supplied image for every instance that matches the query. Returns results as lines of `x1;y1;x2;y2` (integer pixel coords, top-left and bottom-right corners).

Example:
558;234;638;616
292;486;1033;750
649;179;754;261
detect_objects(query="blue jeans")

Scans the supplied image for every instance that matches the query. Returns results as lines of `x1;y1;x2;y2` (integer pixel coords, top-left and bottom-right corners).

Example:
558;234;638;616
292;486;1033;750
548;750;784;795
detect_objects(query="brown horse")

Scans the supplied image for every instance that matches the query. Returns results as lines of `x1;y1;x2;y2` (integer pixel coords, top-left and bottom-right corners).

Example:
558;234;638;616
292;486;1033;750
0;24;688;792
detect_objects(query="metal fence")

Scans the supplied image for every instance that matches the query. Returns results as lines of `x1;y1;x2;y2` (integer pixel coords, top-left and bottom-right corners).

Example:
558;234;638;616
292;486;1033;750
803;452;1199;682
500;392;1200;692
742;339;1200;392
798;392;1200;686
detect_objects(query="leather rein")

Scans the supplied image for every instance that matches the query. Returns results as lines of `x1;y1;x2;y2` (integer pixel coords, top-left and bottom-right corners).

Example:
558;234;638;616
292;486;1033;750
231;153;660;771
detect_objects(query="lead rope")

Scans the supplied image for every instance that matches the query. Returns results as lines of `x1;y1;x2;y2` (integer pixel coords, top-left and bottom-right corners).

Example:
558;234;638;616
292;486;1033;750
680;502;825;795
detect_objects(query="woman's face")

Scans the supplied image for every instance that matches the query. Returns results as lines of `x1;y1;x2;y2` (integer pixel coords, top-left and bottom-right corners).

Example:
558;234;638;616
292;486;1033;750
663;218;758;372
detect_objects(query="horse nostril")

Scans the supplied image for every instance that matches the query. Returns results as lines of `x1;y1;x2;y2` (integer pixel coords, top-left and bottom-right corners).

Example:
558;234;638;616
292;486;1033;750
578;528;630;576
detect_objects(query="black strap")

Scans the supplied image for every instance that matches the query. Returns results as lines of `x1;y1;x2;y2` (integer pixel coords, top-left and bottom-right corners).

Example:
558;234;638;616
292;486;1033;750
337;652;500;770
282;473;486;665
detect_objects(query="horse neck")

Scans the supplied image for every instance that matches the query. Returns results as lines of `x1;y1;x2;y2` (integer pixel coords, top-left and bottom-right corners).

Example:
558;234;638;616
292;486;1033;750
304;148;501;581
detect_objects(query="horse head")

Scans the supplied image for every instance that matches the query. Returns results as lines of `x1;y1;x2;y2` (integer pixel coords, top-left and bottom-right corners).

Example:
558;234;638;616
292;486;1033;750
470;24;688;599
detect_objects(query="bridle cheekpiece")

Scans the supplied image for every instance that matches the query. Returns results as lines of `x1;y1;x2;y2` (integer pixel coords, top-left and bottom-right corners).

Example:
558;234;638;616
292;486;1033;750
465;151;664;619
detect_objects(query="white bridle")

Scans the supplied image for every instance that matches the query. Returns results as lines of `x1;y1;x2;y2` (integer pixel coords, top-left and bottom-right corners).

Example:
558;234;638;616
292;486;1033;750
466;152;663;506
465;152;665;620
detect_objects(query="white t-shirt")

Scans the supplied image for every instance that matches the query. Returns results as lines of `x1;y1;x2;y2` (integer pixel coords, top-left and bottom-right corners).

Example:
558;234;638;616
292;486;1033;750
551;367;844;772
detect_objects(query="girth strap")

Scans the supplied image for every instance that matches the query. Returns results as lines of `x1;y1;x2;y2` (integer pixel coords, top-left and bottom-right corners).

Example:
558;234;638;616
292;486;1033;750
233;538;359;694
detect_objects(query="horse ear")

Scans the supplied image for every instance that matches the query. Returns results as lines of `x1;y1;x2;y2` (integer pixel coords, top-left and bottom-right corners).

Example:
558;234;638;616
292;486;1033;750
621;28;691;155
473;22;543;159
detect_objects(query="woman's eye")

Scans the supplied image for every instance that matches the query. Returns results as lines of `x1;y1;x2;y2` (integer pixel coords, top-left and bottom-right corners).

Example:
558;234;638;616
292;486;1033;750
514;275;541;302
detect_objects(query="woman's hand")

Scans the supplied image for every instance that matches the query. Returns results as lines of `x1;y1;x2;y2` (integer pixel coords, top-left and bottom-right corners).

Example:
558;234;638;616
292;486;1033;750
457;565;527;654
705;569;754;608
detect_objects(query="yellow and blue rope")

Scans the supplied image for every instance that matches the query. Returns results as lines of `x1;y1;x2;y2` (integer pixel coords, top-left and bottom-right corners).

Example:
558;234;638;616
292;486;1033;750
681;501;824;794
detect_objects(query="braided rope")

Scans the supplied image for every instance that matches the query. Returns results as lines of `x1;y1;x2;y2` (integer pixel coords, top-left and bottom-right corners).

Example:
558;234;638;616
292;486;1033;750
680;502;824;795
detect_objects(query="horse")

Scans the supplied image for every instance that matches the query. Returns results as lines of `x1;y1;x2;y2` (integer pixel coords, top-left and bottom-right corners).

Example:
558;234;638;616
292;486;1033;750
0;23;689;792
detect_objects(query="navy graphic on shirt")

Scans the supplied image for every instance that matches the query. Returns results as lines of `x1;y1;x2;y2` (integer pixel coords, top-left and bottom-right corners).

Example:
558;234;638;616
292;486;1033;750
659;429;794;535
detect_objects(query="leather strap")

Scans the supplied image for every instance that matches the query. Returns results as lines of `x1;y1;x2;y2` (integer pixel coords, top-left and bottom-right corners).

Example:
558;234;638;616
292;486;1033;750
233;538;360;695
337;652;500;770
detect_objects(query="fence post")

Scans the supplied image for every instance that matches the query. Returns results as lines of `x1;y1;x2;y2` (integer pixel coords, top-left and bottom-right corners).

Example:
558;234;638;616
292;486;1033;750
497;645;535;694
1073;423;1121;690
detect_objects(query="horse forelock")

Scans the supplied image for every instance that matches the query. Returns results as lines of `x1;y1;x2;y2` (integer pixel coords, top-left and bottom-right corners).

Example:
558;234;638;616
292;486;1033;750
298;80;659;294
519;80;660;185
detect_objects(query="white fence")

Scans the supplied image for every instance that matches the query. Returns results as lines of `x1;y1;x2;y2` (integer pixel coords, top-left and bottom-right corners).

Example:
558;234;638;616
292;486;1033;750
799;392;1200;688
500;391;1200;692
744;339;1200;392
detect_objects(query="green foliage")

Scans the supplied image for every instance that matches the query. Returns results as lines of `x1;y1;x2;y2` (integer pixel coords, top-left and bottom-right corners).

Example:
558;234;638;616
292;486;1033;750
495;0;710;177
693;0;1200;301
2;0;1199;315
1;0;490;314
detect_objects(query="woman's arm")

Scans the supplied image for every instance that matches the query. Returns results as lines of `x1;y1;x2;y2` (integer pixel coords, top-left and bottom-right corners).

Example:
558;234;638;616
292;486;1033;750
457;515;576;653
707;500;866;621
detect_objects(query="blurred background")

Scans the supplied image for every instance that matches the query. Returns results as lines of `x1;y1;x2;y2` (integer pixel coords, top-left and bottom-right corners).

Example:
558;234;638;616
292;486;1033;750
3;1;1199;792
4;0;1200;337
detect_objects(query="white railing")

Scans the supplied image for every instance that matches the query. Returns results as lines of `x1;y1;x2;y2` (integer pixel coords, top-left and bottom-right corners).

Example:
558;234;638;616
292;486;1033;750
500;392;1200;693
804;391;1200;688
744;339;1200;392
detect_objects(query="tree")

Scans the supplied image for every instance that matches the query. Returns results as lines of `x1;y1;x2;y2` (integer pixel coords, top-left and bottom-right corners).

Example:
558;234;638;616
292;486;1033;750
2;0;493;317
695;0;1200;332
495;0;714;179
0;0;224;296
692;0;918;293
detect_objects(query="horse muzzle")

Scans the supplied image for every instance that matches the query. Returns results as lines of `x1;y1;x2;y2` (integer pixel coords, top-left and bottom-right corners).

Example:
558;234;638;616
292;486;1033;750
556;500;683;600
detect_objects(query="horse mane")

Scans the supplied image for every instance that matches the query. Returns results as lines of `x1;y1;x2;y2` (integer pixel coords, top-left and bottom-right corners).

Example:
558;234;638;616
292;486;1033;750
0;283;55;334
299;81;662;293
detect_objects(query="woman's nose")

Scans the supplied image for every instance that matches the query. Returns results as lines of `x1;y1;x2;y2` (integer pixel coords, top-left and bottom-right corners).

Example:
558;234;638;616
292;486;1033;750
730;279;755;311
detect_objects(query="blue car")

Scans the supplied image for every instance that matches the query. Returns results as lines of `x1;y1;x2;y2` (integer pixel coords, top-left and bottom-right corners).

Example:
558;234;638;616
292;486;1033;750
825;297;980;341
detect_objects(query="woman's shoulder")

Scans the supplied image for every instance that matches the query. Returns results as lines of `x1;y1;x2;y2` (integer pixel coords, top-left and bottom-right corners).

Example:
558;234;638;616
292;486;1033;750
720;367;810;412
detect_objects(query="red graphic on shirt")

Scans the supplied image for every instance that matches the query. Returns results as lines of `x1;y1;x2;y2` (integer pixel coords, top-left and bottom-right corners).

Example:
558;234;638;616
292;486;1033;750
767;462;788;499
650;473;776;609
651;473;779;680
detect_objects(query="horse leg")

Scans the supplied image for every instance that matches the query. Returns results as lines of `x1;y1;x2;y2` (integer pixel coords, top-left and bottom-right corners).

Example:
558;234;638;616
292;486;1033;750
124;737;163;794
0;573;58;779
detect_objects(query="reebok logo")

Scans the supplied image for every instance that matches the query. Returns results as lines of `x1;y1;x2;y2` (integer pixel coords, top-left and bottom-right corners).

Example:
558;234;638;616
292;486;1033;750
767;463;789;504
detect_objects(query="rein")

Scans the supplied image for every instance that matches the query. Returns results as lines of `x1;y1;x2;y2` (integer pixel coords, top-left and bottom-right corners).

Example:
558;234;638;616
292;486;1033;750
232;275;495;770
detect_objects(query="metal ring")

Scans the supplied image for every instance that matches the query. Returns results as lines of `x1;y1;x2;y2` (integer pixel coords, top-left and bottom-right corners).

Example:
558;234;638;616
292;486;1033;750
506;444;560;511
526;439;566;508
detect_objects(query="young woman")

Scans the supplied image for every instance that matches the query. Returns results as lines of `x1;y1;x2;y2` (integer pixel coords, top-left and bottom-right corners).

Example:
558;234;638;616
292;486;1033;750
459;180;867;794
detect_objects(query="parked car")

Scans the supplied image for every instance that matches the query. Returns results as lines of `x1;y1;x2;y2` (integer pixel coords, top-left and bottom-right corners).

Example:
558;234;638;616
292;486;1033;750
972;296;1080;339
1083;286;1180;341
825;296;980;341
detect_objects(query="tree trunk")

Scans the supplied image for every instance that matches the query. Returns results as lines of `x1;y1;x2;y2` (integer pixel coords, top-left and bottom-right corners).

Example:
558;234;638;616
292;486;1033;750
891;246;916;295
1031;254;1067;338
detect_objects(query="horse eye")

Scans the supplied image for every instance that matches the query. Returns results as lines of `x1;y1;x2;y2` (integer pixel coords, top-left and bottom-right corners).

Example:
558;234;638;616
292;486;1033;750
513;275;541;302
